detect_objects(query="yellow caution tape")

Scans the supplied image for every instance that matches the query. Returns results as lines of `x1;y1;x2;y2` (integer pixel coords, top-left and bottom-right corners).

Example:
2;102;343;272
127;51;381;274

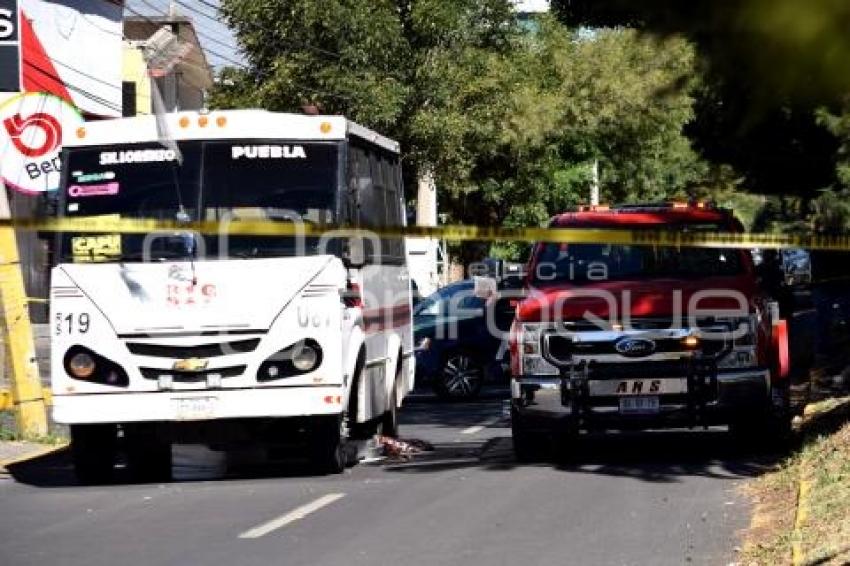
1;217;849;251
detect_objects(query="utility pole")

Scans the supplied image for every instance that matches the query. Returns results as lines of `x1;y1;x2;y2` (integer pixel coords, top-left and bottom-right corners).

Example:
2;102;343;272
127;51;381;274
590;159;600;206
0;184;47;437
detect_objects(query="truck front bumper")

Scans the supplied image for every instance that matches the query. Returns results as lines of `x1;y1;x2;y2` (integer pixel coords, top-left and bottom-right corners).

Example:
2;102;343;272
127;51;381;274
511;369;772;430
52;386;345;424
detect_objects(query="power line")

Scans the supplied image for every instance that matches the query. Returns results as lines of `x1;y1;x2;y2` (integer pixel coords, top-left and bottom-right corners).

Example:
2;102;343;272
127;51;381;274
192;0;342;61
23;61;123;115
123;1;352;102
134;0;240;58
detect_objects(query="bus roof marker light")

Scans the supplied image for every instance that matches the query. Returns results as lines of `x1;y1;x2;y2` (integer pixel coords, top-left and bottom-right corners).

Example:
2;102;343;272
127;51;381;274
320;121;332;134
76;127;86;139
198;116;209;128
216;116;227;128
178;116;190;128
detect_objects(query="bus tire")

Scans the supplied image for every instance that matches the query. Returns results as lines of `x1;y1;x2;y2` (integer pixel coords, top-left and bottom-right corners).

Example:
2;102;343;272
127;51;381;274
380;359;403;438
71;424;117;485
310;416;346;475
125;424;172;483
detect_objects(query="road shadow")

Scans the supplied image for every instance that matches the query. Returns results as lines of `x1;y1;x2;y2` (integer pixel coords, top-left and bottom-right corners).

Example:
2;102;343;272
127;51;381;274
4;441;366;488
382;428;787;484
400;385;509;428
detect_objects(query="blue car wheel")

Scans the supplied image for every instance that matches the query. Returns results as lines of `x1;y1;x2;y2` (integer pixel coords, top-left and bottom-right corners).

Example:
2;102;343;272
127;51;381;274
433;350;485;400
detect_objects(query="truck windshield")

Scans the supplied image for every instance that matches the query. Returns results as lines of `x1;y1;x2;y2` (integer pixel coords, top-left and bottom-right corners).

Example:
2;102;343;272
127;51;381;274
532;239;745;285
57;140;339;262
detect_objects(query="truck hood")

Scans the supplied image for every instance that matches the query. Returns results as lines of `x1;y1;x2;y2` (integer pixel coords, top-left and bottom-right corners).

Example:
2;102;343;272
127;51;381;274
517;277;757;323
59;256;338;335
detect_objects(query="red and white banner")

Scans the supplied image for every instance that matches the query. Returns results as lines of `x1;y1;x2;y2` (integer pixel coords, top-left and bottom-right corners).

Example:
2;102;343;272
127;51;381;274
18;0;123;118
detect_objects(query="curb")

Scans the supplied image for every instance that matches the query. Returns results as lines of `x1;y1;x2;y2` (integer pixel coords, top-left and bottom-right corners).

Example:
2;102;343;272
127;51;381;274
0;442;68;473
791;476;812;566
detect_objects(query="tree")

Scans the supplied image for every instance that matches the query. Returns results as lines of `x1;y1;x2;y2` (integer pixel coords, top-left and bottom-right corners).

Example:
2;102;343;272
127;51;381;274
212;3;710;260
550;0;850;199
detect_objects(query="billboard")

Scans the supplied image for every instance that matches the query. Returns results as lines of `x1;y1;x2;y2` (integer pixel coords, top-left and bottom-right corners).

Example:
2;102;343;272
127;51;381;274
0;0;21;92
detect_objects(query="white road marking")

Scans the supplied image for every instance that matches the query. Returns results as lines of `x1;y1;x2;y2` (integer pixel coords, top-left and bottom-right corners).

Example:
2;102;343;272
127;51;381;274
461;416;504;435
238;493;346;539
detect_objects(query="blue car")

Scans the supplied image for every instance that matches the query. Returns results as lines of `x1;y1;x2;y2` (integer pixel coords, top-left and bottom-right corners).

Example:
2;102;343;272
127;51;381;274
413;280;516;400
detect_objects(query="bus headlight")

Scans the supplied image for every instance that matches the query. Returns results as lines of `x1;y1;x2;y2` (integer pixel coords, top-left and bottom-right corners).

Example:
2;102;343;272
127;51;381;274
68;351;96;379
258;339;323;382
63;346;129;387
292;344;319;371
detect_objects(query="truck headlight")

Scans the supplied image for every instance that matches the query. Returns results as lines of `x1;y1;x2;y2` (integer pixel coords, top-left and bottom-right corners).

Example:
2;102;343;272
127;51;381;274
718;348;757;369
519;323;559;376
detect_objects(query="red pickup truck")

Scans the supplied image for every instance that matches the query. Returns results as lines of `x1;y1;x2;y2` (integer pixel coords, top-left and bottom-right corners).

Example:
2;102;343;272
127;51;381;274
506;202;793;460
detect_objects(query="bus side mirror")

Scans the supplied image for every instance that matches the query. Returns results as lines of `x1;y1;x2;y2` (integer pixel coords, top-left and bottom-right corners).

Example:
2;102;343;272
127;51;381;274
343;236;366;268
473;276;498;300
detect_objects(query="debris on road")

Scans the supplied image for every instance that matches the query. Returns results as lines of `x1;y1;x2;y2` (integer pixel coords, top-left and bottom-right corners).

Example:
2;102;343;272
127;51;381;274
377;436;434;461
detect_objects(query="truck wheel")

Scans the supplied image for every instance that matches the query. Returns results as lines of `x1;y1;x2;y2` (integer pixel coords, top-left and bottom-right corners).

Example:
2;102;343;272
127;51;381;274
125;424;172;483
71;424;117;485
511;407;543;463
433;350;485;401
729;410;794;451
310;416;346;475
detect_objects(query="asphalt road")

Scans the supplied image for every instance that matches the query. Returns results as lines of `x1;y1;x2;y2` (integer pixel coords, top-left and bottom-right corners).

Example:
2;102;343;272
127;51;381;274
0;388;779;566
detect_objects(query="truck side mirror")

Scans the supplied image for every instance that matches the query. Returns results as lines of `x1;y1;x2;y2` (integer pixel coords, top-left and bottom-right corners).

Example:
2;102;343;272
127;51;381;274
781;248;812;288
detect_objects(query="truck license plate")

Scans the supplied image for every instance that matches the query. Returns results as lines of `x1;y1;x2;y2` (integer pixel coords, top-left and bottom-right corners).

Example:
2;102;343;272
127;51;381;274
589;378;688;396
619;396;660;415
172;397;217;421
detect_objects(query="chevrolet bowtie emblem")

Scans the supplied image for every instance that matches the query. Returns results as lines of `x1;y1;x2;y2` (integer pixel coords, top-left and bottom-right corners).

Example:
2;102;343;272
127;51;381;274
173;358;209;372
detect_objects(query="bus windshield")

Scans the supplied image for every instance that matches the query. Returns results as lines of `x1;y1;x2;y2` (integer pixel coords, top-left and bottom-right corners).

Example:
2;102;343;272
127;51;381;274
58;140;340;262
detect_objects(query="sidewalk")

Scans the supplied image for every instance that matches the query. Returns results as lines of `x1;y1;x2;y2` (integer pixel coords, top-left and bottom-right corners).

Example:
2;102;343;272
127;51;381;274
0;439;68;473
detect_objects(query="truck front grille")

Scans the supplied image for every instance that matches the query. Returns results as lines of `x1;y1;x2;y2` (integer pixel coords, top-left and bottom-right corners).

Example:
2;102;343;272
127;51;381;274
585;360;693;380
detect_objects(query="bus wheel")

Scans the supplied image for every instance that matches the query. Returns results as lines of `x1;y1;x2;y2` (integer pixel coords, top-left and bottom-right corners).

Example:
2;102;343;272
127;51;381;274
310;416;346;475
125;424;172;483
71;424;117;485
380;372;401;439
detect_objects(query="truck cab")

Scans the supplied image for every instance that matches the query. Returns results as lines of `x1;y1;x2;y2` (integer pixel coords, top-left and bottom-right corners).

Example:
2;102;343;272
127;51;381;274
507;203;792;460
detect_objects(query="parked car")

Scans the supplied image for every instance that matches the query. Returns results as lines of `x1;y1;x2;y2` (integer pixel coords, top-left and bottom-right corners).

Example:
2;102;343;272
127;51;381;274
413;280;516;400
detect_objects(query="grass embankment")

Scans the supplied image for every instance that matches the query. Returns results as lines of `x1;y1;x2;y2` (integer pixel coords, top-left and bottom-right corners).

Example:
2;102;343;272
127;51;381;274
741;397;850;566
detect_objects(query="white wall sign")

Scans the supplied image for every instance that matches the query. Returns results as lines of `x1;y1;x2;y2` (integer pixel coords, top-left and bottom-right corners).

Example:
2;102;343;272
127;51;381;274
0;91;82;193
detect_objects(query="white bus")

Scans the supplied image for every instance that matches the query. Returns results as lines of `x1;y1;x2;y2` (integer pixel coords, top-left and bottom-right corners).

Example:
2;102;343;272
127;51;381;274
50;110;414;481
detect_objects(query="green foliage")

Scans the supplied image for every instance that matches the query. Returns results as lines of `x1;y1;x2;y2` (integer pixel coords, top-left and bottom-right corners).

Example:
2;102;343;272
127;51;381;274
213;3;713;261
552;0;849;200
